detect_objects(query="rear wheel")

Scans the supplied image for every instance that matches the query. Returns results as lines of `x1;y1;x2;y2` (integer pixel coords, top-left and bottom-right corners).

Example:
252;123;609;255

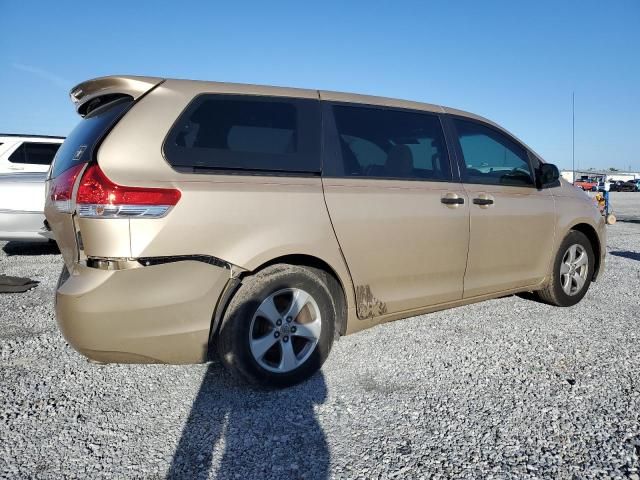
217;264;335;388
535;230;595;306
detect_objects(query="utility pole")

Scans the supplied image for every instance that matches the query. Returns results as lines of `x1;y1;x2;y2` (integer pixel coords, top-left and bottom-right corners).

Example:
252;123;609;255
572;92;575;183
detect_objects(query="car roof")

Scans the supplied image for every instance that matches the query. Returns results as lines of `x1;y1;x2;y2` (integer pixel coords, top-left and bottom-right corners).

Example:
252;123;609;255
0;134;64;142
161;77;487;120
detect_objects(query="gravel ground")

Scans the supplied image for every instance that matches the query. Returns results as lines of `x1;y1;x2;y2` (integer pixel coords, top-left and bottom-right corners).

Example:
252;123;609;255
1;194;639;479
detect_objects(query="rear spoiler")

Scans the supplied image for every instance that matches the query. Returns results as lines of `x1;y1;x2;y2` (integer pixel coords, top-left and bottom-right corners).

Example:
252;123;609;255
69;75;164;116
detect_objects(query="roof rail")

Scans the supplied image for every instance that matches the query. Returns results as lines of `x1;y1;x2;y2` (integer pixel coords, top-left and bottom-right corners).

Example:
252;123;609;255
0;133;65;139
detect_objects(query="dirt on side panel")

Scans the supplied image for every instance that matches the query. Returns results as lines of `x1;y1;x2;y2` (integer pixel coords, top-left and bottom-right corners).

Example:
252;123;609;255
355;285;387;319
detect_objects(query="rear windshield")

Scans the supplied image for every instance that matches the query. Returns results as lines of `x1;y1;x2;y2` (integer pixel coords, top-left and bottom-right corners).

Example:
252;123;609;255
163;95;321;174
50;98;132;178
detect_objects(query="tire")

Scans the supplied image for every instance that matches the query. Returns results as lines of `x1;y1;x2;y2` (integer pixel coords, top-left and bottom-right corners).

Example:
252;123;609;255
535;230;595;307
217;264;335;388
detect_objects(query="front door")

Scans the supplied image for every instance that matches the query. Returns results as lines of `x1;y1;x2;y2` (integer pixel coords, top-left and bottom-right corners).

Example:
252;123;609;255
321;102;470;318
448;117;556;298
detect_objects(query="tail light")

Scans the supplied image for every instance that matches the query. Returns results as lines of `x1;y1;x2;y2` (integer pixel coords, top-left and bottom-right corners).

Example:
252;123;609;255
50;163;181;218
49;164;85;213
76;164;181;218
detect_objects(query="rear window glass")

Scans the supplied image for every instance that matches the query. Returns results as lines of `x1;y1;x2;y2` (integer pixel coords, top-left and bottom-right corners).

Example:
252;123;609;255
9;142;61;165
164;95;321;174
327;104;452;181
7;145;24;164
50;98;132;178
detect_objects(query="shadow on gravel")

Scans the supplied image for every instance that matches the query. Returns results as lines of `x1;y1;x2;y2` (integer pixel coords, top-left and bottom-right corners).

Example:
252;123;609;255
616;217;640;224
2;241;59;256
167;362;329;480
610;250;640;262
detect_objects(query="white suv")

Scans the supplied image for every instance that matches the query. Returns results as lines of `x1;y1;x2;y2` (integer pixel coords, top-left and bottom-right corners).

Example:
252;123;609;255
0;134;64;174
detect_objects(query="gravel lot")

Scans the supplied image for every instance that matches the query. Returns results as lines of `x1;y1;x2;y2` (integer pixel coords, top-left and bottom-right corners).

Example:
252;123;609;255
1;193;639;479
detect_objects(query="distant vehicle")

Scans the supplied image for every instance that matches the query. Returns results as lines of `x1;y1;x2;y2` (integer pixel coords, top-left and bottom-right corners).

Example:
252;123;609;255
609;181;622;192
574;178;598;191
0;172;52;242
0;134;64;174
627;179;640;192
618;181;638;192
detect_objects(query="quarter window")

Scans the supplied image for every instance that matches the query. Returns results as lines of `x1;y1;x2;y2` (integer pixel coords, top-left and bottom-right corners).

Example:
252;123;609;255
453;119;533;187
329;105;451;181
164;95;321;174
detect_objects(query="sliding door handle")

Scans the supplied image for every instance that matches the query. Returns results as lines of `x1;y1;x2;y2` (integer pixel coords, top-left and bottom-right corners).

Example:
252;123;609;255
473;198;494;206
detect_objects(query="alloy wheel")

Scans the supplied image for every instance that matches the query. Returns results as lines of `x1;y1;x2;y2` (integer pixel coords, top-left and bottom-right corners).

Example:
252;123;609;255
560;244;589;296
249;288;322;373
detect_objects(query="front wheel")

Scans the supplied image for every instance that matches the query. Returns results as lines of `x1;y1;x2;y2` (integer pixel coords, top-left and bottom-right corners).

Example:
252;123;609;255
217;264;335;388
535;230;595;307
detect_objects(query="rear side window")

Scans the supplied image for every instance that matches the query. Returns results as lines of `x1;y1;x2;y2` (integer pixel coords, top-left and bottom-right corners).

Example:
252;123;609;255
453;119;534;187
8;145;24;164
327;104;451;181
9;142;61;165
164;95;321;174
50;98;132;178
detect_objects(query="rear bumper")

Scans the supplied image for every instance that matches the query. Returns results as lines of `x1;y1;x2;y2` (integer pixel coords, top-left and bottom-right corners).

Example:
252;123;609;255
56;260;230;364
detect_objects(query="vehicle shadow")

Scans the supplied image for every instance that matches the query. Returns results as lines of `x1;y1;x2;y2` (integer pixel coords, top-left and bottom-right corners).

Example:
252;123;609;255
167;361;330;480
2;240;59;256
610;250;640;262
616;217;640;225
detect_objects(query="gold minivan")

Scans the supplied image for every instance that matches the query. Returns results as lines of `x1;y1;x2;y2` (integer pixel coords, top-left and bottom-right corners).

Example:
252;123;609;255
45;76;605;387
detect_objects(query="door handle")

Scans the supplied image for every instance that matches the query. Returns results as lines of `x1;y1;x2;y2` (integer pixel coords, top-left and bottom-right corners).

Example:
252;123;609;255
473;198;494;206
441;197;465;205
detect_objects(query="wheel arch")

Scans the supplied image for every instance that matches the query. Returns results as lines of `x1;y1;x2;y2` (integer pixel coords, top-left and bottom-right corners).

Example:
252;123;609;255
249;254;349;337
209;253;350;351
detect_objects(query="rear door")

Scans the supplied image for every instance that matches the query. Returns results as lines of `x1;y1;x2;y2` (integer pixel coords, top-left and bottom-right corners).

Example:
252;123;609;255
322;102;469;318
45;99;133;269
446;116;556;298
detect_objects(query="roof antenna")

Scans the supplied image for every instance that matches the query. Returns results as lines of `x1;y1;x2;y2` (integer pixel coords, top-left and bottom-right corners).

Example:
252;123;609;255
572;91;575;184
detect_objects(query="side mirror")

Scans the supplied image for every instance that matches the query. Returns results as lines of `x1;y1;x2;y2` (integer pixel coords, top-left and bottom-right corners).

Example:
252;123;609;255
537;163;560;188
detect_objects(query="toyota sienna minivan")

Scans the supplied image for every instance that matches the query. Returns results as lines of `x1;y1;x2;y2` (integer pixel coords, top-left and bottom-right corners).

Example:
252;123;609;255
45;76;605;387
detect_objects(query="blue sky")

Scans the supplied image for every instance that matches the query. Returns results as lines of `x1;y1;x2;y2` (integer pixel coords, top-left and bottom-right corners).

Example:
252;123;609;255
1;0;638;171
